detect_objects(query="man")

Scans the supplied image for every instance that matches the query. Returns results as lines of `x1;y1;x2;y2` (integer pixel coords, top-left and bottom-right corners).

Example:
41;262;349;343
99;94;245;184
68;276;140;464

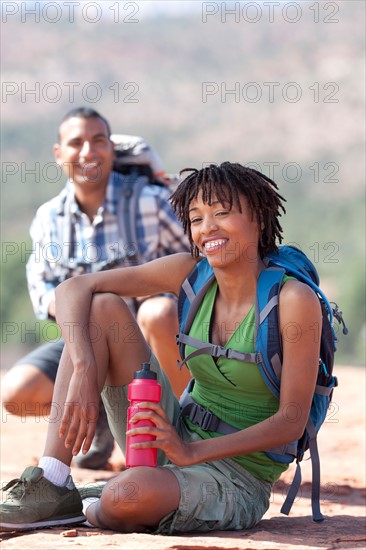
1;107;191;469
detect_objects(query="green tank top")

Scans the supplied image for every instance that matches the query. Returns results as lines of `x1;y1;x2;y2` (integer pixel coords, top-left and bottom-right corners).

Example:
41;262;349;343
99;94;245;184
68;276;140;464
184;278;290;483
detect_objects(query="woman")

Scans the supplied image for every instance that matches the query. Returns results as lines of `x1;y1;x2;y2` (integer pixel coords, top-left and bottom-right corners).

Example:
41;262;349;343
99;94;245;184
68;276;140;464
1;162;321;534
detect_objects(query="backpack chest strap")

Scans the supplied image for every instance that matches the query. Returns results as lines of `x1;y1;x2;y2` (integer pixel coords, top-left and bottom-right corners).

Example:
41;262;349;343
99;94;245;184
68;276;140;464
179;386;298;457
176;332;257;369
179;387;238;434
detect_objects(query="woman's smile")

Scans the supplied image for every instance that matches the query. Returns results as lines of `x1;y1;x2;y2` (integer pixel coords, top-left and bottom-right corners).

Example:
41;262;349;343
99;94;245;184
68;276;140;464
203;238;228;254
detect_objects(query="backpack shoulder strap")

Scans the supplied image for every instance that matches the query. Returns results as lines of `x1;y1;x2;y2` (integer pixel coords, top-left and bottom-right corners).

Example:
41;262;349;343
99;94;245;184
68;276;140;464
255;267;285;399
53;188;75;280
177;260;256;367
177;259;215;367
177;263;287;383
177;258;215;332
117;170;149;266
56;206;73;267
280;416;324;522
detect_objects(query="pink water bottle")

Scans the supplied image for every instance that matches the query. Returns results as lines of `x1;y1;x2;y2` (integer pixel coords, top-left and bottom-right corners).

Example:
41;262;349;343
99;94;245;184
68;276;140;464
125;363;162;467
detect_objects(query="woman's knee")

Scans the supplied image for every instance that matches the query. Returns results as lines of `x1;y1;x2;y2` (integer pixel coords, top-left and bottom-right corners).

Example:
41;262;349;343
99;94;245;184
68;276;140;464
90;293;127;316
89;293;135;327
97;468;150;531
96;467;180;532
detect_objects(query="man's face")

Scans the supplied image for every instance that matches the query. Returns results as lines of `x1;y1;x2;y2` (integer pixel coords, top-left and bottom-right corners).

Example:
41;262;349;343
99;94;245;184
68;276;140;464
53;116;114;188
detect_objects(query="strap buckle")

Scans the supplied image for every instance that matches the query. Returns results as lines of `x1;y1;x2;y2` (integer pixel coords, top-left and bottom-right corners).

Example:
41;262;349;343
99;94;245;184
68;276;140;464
211;345;229;359
189;404;219;432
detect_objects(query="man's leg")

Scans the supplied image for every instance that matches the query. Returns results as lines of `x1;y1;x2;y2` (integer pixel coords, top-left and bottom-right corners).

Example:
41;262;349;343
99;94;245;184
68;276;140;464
1;340;63;416
1;339;115;470
136;296;191;398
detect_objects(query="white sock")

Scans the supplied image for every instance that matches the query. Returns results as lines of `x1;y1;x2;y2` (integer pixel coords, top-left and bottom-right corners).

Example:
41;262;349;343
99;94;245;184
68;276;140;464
39;456;71;487
82;497;99;527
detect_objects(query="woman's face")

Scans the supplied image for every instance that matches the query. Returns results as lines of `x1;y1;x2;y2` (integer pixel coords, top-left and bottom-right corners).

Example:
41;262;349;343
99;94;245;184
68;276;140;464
188;191;260;268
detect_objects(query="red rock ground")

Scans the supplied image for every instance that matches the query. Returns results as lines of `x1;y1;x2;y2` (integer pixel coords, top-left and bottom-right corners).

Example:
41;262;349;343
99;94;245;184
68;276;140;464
0;365;365;549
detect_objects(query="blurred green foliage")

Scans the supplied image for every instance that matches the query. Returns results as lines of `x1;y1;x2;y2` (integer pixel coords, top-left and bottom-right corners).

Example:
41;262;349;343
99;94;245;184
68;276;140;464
1;3;365;365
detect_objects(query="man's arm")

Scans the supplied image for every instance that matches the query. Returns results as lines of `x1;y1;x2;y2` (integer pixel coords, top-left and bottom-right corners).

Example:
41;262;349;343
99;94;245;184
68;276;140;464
26;209;59;320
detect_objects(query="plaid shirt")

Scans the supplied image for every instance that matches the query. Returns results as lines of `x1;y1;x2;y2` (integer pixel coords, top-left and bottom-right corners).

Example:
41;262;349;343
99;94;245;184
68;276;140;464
26;172;189;319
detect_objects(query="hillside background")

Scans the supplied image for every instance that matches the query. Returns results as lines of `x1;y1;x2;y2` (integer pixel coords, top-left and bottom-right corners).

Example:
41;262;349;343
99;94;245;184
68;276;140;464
1;0;365;365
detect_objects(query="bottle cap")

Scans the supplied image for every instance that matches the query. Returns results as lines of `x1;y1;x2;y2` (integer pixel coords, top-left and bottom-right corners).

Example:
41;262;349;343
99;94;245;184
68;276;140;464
133;362;157;380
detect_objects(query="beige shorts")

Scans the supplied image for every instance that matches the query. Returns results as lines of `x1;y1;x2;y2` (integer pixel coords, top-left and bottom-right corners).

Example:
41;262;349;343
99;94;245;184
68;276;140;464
101;353;272;534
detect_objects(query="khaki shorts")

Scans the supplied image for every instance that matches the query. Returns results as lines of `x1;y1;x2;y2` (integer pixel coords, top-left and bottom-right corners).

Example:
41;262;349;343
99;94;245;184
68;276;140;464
101;353;272;534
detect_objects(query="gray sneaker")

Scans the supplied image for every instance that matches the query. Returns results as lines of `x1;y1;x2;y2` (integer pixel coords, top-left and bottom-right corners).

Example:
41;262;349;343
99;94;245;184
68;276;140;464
78;481;107;529
0;466;85;532
73;401;115;470
78;481;107;500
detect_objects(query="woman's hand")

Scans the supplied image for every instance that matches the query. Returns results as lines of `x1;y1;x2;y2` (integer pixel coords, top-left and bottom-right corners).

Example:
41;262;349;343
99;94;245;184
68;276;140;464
126;402;194;466
59;369;100;457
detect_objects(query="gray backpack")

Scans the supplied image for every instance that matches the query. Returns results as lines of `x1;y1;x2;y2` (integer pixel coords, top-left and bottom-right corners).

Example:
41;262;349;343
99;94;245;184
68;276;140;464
110;134;178;265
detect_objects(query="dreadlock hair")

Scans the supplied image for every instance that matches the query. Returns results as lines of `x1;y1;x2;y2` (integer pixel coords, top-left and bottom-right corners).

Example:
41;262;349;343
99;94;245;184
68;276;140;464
170;161;286;259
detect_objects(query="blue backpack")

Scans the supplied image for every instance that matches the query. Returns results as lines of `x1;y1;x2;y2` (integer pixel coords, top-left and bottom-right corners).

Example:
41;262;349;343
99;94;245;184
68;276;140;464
177;245;348;522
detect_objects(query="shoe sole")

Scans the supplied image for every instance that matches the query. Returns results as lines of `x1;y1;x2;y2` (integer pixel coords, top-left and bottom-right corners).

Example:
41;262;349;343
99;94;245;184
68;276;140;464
0;514;86;532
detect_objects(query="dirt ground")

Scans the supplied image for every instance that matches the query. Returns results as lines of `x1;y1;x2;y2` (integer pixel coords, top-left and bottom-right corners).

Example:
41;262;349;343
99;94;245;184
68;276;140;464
0;364;365;550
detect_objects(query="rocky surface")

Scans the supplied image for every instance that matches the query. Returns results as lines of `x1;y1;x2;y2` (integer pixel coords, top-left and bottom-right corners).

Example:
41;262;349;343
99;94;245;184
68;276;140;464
1;366;365;549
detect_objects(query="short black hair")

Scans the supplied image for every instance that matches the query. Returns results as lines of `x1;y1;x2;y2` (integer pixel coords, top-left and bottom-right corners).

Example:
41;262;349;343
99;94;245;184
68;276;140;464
58;107;111;140
170;162;286;259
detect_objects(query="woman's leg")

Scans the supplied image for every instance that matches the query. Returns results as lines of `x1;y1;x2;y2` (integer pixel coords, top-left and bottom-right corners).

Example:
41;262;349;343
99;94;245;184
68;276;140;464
43;293;151;463
86;466;180;532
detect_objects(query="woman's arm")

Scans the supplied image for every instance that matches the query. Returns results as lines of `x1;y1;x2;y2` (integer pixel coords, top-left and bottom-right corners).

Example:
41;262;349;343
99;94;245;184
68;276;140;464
128;279;322;466
54;252;197;453
55;253;196;369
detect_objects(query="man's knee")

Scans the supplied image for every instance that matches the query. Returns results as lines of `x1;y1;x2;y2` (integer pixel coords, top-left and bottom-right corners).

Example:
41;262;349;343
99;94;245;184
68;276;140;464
1;365;53;413
1;367;29;403
137;297;178;335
